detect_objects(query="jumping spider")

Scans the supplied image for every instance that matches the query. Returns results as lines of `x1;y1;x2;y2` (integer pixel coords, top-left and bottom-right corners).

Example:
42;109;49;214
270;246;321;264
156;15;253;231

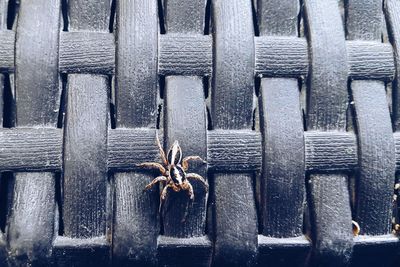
138;135;208;211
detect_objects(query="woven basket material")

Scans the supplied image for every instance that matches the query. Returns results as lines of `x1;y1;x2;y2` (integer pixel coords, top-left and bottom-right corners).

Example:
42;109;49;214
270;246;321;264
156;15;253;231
0;0;399;266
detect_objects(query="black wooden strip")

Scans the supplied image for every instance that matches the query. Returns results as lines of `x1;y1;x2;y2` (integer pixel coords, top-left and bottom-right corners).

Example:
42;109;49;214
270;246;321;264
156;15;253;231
68;0;111;32
164;0;205;33
163;76;208;238
305;131;358;172
63;74;108;238
207;130;261;172
159;34;212;76
211;0;255;130
211;0;258;266
59;32;115;74
259;78;305;239
351;80;395;234
115;0;158;128
258;235;311;266
8;1;60;265
257;0;299;36
112;0;159;265
303;0;354;265
395;133;400;170
347;0;396;242
345;0;382;41
347;41;395;80
0;128;62;171
386;0;400;130
107;128;159;171
352;235;399;266
53;236;109;267
255;37;308;78
0;30;14;73
157;236;212;267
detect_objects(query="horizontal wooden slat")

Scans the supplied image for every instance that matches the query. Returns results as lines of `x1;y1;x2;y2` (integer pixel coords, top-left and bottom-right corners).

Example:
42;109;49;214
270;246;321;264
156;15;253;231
305;131;358;172
157;236;212;267
255;36;308;77
59;32;115;74
159;34;212;76
0;30;15;72
347;41;395;80
207;130;262;172
0;128;62;171
107;128;159;171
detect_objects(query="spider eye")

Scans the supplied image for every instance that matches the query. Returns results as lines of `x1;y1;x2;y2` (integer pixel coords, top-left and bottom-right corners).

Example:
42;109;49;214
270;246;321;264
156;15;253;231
167;141;182;165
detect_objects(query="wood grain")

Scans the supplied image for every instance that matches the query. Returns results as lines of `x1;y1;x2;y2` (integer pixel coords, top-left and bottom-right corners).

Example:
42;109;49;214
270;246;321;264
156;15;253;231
0;30;14;73
60;32;115;74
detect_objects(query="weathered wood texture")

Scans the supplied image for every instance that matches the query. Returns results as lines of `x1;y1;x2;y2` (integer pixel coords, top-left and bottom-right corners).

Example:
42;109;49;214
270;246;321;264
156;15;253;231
0;0;399;266
112;0;159;266
303;1;354;267
212;1;258;266
7;0;60;266
347;1;397;266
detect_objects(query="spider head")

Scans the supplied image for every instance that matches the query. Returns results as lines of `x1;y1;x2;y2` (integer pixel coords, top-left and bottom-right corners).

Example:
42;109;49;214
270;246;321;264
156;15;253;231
170;165;186;187
167;140;182;166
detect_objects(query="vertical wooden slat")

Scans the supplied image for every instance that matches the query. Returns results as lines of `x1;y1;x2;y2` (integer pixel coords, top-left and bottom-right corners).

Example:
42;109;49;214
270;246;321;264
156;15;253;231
62;0;110;238
303;0;354;266
113;0;159;266
348;1;397;266
211;0;258;266
7;0;60;265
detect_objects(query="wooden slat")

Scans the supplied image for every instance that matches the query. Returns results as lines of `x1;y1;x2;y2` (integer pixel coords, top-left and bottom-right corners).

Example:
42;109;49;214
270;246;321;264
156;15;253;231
303;0;354;266
0;128;62;171
0;30;14;73
159;34;212;76
8;1;60;265
211;0;258;266
207;130;261;172
305;131;358;172
112;0;159;265
347;41;394;80
255;37;308;78
59;32;115;74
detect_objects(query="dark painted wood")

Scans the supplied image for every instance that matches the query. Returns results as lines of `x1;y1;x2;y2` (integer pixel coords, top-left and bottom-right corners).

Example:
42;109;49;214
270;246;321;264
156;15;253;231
113;0;159;265
212;0;258;266
114;0;158;128
159;34;212;76
107;128;159;171
163;77;208;238
207;130;261;172
386;0;400;130
305;131;358;172
159;0;211;265
8;0;60;265
347;41;394;80
303;0;354;266
0;30;14;73
255;37;308;78
257;0;299;36
347;2;397;266
62;74;108;238
256;2;310;266
0;128;62;171
59;32;115;74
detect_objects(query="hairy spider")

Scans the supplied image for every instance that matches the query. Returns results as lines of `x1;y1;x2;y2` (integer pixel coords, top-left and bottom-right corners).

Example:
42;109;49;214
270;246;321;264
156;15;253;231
138;135;208;211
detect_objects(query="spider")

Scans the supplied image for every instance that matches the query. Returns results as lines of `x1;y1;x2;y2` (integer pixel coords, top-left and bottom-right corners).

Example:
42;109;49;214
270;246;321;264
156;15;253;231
137;135;208;211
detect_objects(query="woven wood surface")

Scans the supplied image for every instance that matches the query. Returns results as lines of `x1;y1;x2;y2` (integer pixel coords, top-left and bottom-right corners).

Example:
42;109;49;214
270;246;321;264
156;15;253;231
0;0;399;266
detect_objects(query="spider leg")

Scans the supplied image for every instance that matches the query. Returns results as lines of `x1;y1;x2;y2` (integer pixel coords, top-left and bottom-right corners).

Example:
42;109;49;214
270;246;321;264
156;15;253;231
137;162;167;175
181;156;206;171
159;183;172;213
156;133;168;166
144;176;168;191
186;173;209;192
